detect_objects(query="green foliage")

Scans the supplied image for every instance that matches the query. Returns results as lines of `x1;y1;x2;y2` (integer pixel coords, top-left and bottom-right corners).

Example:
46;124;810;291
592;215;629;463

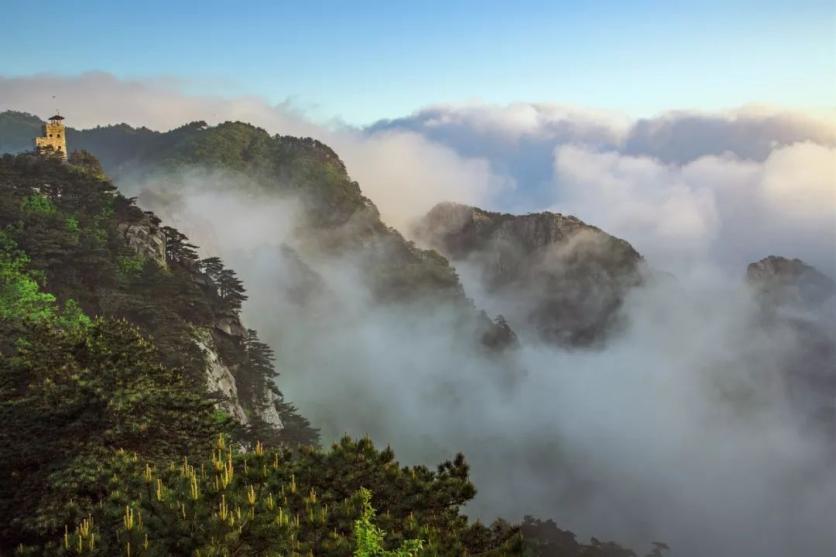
0;153;320;549
0;317;223;546
354;488;423;557
65;216;79;233
116;254;145;278
0;231;56;322
21;194;56;216
12;437;520;556
68;149;106;179
54;298;92;334
0;153;312;446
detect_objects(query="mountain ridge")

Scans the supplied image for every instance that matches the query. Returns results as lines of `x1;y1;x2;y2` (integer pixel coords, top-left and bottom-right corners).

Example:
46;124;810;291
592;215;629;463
0;110;518;349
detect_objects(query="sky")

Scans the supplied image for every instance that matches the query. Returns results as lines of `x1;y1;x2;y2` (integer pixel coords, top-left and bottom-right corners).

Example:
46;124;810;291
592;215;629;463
2;0;834;125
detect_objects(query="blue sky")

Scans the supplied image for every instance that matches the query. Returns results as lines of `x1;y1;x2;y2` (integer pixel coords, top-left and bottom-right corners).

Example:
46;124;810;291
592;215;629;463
2;0;834;124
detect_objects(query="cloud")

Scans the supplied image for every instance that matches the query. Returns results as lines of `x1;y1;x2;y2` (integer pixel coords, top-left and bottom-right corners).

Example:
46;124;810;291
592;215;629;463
760;141;836;221
553;142;836;277
623;106;836;163
371;102;629;145
370;103;629;212
373;102;836;164
328;129;511;230
368;103;836;225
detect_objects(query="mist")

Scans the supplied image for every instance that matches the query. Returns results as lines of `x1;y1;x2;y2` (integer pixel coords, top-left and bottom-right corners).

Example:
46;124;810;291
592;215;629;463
123;164;836;557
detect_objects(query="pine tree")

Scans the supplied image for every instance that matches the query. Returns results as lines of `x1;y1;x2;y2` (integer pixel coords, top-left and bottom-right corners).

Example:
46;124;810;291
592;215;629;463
217;267;247;312
162;226;199;265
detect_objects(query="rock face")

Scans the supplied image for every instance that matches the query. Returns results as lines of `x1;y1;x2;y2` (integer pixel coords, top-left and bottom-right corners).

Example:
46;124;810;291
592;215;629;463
415;202;645;346
194;328;251;424
746;256;835;308
117;212;167;268
194;320;285;431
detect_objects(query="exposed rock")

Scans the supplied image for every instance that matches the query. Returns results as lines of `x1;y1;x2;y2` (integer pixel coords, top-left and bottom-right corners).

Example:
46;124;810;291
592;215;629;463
214;314;247;338
415;202;646;346
193;328;249;424
194;322;288;431
746;255;835;308
258;389;285;429
117;212;167;268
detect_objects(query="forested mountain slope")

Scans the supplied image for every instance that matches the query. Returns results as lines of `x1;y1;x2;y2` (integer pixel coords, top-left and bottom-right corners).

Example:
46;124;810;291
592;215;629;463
0;151;314;446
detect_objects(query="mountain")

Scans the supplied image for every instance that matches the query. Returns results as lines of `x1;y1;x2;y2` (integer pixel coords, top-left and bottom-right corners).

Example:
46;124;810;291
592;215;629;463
414;202;646;346
0;111;516;350
745;255;836;434
0;130;650;555
0;111;43;154
746;255;836;309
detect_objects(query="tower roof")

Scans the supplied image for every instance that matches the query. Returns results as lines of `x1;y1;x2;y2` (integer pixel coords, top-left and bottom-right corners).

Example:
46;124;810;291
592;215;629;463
48;114;65;121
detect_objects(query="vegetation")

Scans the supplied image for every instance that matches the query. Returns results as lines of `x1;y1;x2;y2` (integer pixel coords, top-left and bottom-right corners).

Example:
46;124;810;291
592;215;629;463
0;138;659;556
7;435;527;556
0;152;313;444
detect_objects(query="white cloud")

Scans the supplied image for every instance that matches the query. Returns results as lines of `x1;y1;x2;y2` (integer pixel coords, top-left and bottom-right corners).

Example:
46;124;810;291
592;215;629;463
398;102;630;144
760;141;836;221
553;143;836;276
328;129;511;230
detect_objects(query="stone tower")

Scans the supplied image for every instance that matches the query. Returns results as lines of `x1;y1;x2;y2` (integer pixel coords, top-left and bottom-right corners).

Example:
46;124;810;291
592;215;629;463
35;114;67;159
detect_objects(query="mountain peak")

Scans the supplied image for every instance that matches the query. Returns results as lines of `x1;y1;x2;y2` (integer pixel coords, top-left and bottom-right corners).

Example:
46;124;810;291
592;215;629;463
415;202;645;346
746;255;835;307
